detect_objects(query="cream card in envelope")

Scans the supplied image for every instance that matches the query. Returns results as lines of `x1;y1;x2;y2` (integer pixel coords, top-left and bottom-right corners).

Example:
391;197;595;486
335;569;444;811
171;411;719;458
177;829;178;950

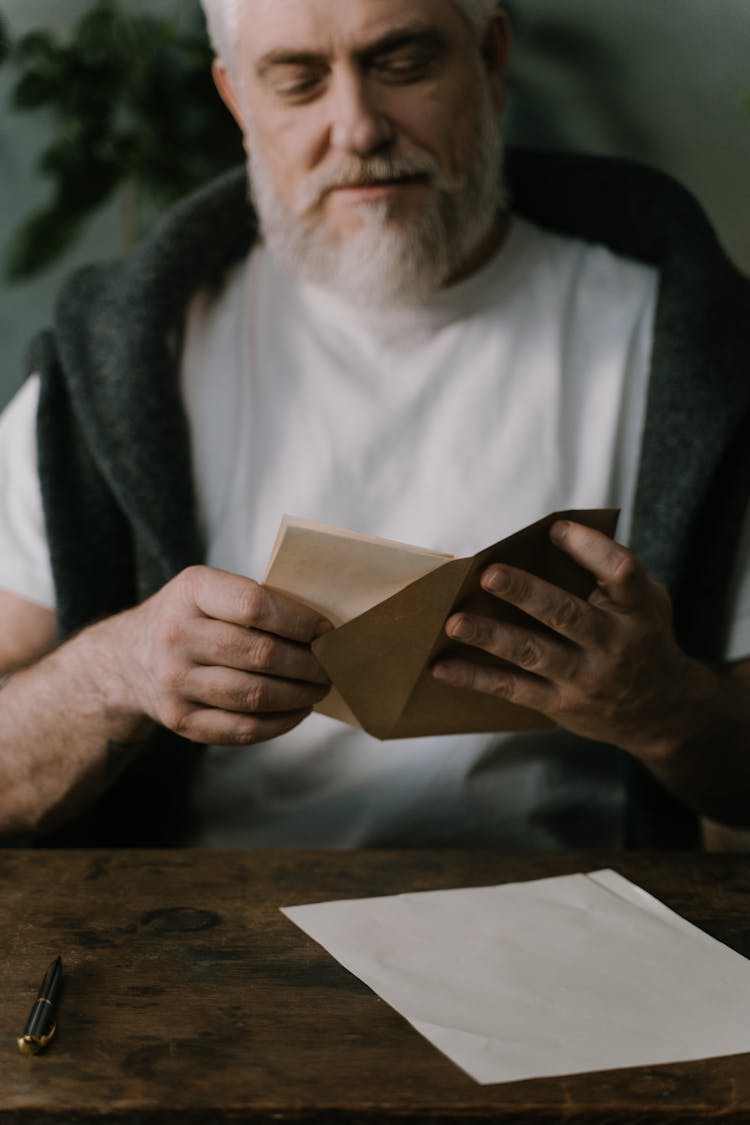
264;509;618;740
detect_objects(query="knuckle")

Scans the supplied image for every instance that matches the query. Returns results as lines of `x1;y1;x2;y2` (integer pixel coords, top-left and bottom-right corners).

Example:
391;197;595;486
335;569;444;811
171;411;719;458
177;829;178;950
222;721;263;747
552;687;578;720
160;698;192;734
212;632;240;665
518;639;543;671
506;573;530;601
550;598;581;634
490;669;516;701
247;632;276;672
236;582;265;626
177;564;209;596
180;564;207;583
244;679;268;714
233;711;308;746
152;616;185;652
157;656;189;694
610;637;630;665
613;549;639;583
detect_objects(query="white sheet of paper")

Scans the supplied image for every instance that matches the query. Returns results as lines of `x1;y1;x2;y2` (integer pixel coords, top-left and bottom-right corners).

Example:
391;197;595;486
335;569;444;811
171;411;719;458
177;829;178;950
281;870;750;1084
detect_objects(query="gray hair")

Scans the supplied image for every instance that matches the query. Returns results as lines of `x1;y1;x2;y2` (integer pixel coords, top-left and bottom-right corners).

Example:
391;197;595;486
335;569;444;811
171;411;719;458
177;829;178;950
200;0;500;68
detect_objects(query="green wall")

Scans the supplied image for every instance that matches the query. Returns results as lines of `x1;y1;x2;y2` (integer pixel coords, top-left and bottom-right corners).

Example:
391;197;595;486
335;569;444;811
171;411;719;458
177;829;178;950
1;0;748;407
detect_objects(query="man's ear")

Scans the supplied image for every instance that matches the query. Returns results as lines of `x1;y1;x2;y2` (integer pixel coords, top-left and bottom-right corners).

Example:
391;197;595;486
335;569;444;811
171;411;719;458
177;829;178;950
212;58;248;138
481;8;511;114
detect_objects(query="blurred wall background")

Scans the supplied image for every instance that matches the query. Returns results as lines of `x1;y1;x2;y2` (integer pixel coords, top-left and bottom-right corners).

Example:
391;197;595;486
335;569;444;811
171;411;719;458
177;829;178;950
0;0;748;408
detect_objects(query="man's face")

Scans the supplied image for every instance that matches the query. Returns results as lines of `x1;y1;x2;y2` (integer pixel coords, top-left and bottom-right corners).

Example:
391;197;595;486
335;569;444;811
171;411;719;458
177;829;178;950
216;0;509;303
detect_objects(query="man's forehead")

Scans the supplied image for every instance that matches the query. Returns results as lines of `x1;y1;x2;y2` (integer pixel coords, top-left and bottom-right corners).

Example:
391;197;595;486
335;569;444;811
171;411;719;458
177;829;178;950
239;0;466;57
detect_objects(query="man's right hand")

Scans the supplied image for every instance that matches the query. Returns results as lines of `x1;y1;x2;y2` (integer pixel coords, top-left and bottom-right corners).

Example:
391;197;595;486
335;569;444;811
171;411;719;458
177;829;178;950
117;566;332;746
0;567;332;835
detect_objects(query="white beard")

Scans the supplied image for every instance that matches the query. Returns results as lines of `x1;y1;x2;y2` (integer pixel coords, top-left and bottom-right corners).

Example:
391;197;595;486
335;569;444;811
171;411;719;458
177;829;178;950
245;88;506;308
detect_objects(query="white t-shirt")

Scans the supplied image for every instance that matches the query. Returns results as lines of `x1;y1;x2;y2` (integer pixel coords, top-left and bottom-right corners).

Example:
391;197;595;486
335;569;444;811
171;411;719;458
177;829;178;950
2;218;749;848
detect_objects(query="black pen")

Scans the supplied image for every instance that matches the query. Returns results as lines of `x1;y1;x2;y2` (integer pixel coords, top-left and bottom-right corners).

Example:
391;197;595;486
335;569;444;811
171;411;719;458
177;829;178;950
17;956;63;1056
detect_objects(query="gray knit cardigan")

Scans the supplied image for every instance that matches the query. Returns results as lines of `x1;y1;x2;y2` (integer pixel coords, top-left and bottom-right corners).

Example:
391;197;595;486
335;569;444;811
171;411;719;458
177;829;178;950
28;149;750;848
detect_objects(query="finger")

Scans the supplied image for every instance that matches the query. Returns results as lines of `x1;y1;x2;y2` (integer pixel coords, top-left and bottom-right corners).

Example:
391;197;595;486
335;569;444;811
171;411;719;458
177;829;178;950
175;706;314;747
187;620;330;684
479;563;596;645
432;657;558;713
182;667;330;714
550;521;650;609
445;614;576;681
185;566;333;642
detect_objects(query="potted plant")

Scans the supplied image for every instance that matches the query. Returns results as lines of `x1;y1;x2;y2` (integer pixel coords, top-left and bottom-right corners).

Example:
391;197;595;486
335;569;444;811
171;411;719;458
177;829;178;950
2;0;241;280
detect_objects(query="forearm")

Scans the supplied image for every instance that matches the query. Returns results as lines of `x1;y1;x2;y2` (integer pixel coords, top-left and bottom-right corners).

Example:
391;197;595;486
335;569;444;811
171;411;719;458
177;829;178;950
634;659;750;828
0;614;153;837
0;567;333;838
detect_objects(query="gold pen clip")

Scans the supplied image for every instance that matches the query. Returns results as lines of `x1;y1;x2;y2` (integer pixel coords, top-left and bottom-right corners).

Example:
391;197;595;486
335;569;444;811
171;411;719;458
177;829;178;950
17;1024;56;1057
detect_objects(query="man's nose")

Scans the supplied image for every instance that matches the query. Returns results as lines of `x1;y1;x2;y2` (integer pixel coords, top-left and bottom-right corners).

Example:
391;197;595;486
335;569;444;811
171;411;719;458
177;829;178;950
328;70;393;155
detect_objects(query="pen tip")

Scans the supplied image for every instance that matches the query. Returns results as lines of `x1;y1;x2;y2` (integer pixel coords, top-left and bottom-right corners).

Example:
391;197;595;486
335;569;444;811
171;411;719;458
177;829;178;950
17;1037;38;1057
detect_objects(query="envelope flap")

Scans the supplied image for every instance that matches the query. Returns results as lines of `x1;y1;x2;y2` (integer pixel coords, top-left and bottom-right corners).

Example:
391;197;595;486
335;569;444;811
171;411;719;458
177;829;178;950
313;509;618;739
313;557;472;739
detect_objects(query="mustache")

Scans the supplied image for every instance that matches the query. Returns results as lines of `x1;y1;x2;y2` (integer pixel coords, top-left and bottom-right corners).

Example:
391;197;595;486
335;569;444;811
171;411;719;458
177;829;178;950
294;150;461;213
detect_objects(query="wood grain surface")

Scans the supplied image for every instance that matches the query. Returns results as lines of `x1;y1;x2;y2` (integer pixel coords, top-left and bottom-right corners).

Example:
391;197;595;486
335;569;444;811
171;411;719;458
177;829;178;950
1;849;749;1124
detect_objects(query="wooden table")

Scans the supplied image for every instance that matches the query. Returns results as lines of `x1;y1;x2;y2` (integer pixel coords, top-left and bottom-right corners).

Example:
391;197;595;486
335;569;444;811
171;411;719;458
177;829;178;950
1;849;749;1124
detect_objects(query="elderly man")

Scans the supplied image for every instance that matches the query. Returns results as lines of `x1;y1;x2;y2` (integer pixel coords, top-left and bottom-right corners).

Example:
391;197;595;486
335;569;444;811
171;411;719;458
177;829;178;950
0;0;748;848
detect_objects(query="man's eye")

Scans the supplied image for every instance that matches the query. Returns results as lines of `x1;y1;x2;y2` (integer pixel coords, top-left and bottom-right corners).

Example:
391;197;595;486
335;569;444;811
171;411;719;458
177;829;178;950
274;73;325;101
376;52;439;83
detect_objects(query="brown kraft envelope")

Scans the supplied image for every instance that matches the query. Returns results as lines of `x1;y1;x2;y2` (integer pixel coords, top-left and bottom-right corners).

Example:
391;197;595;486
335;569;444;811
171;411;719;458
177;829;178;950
308;509;619;740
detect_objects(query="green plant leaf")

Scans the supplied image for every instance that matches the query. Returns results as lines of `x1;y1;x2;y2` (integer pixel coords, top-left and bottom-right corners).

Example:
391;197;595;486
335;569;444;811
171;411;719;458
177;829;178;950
4;0;243;279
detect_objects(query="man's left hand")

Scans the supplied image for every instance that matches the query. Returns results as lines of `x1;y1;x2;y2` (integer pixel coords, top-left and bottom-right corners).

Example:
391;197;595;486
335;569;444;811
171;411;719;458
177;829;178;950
432;519;707;758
